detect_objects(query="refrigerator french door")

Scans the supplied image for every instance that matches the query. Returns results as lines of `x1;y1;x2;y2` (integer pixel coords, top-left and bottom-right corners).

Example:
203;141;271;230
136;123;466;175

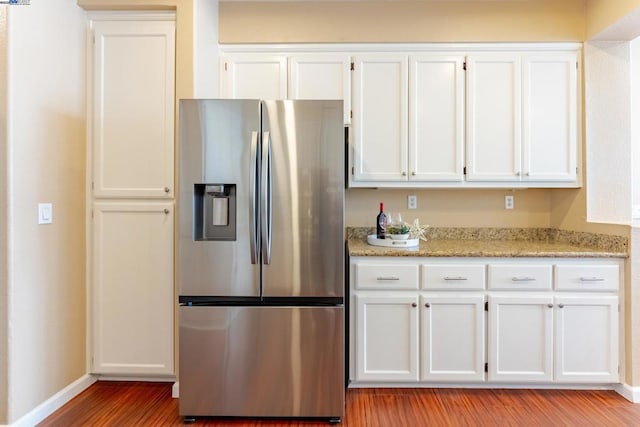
177;99;345;421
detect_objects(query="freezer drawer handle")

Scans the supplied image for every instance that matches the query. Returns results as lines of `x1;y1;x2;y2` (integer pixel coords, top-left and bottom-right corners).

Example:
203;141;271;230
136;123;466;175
376;276;400;281
444;276;468;281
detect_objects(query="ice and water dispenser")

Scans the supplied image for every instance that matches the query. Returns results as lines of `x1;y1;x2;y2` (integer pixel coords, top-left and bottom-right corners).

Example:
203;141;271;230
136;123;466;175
193;184;236;241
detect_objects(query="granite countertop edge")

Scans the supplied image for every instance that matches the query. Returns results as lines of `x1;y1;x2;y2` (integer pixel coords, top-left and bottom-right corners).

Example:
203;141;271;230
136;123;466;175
346;227;629;259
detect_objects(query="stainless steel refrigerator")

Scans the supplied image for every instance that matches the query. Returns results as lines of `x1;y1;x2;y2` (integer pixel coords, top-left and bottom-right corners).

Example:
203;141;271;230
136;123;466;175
177;99;345;422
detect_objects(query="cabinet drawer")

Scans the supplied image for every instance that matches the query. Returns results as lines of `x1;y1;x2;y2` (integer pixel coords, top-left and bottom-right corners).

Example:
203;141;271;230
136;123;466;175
421;264;485;290
555;264;619;291
354;262;419;290
488;264;552;290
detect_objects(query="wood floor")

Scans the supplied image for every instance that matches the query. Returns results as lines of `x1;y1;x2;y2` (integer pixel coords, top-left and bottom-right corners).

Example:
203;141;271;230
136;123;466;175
38;381;640;426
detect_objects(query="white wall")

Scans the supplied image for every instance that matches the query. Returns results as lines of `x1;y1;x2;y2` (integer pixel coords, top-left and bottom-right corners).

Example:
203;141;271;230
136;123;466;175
631;37;640;220
193;0;219;98
3;0;87;423
584;41;632;224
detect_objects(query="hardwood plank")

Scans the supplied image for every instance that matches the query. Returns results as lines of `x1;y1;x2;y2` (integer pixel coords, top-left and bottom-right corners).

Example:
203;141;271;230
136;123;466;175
38;382;640;426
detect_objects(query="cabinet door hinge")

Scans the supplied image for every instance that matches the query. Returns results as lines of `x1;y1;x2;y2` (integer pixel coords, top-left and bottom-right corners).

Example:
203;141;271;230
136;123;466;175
350;62;354;71
484;362;488;373
484;301;488;311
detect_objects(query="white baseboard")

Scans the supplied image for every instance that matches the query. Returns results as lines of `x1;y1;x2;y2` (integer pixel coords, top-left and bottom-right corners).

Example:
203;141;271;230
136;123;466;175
10;374;97;427
614;383;640;402
172;381;179;398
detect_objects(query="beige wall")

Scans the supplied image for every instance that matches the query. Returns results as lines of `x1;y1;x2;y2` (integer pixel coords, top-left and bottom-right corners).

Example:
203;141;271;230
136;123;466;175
347;189;552;228
219;0;586;43
3;0;87;423
586;0;640;40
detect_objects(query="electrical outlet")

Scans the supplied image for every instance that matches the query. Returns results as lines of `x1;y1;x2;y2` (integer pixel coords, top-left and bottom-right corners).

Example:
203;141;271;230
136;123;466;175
408;195;417;209
505;195;514;210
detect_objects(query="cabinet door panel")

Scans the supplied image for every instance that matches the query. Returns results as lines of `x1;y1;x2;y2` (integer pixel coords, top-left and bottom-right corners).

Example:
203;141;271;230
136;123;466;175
221;54;287;99
554;296;618;383
355;294;419;381
92;202;174;375
92;20;175;198
409;54;464;181
289;54;351;124
466;54;521;181
488;295;553;382
523;53;577;182
352;54;408;182
421;295;485;382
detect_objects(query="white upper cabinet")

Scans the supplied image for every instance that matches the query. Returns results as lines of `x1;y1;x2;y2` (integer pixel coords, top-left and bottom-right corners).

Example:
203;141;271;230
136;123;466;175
467;51;579;184
523;53;578;182
352;54;409;182
220;54;288;99
92;20;175;198
289;54;351;124
220;44;581;188
410;54;465;181
466;53;522;182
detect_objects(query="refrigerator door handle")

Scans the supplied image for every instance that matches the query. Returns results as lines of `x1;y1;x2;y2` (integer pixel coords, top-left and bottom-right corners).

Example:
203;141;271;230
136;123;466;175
250;130;260;264
261;131;272;265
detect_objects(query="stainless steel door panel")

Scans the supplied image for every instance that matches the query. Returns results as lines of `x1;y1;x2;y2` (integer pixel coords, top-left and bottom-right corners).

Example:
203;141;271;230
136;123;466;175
179;305;345;417
178;100;261;296
261;100;344;298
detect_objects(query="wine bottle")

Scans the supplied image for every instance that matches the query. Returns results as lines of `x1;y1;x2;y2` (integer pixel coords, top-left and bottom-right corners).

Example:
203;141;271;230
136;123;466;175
376;202;387;239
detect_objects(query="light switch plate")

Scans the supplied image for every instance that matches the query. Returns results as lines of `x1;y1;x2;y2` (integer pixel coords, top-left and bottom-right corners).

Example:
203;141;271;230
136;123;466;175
38;203;52;224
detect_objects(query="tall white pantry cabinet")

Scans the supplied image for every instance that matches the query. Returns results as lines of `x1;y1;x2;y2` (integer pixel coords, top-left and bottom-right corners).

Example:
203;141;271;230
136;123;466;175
87;14;176;376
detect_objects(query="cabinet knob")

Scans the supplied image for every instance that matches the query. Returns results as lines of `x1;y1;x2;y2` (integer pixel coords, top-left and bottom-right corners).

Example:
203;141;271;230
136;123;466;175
515;171;521;177
425;302;430;308
558;303;565;309
163;208;170;214
547;303;553;308
411;302;417;308
402;172;407;177
411;171;416;176
164;187;170;193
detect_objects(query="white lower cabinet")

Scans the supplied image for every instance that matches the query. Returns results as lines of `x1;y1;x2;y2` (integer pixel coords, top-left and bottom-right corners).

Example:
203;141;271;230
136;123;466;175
350;257;621;387
554;295;619;383
355;294;419;381
421;294;485;382
92;201;174;375
488;295;554;382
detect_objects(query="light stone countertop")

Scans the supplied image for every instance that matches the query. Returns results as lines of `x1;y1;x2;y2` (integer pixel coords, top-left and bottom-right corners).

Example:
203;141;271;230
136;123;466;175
347;227;628;258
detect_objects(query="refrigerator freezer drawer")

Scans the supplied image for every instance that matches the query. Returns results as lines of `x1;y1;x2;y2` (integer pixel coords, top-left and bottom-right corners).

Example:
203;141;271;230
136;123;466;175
179;305;345;419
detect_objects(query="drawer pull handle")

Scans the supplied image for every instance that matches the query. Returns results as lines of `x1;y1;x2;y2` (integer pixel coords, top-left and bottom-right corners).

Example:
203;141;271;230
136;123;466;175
511;277;536;282
376;276;400;281
579;277;605;282
444;276;468;281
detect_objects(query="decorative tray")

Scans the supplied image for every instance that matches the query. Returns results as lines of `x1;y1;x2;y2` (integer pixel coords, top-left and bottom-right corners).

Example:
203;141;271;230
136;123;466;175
367;234;420;248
